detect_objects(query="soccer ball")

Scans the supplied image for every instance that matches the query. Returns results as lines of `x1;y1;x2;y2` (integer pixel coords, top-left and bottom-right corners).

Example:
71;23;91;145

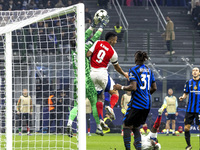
94;9;107;20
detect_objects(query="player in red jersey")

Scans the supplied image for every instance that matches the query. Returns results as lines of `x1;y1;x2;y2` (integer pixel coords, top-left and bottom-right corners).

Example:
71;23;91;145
86;32;129;126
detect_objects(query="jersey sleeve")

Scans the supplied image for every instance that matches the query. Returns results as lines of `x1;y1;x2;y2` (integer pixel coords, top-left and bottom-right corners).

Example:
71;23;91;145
129;69;136;81
85;28;93;42
184;81;189;93
88;41;98;53
90;30;102;43
110;50;118;65
163;97;167;105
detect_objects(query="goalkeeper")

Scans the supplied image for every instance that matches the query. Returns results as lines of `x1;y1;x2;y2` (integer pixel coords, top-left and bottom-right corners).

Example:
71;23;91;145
66;13;109;137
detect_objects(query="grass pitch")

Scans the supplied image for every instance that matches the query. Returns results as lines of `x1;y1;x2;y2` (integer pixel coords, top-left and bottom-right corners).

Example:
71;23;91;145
0;133;199;149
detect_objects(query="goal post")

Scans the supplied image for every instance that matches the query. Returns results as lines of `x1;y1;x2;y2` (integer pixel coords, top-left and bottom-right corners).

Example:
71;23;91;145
76;4;86;150
1;3;85;150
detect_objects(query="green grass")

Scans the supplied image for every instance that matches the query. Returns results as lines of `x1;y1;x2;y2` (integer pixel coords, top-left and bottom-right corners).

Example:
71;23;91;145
0;133;199;149
87;133;199;150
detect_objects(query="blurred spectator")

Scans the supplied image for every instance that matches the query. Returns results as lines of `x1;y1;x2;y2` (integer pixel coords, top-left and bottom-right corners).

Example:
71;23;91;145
48;92;56;133
113;22;123;42
48;28;57;54
98;0;109;9
85;7;92;24
15;1;22;10
55;0;65;8
25;28;35;55
12;30;25;56
186;0;192;14
22;0;28;10
37;22;48;54
0;0;4;7
67;0;73;7
27;0;37;10
162;16;175;55
58;30;70;54
192;2;200;27
6;0;16;11
0;4;3;11
45;0;54;8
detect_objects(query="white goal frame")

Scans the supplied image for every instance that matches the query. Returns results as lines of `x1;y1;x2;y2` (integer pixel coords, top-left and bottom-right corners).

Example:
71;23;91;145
3;3;85;150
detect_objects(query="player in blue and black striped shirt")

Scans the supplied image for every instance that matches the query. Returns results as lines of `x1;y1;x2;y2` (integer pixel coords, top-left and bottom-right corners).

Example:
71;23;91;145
179;67;200;150
114;51;157;150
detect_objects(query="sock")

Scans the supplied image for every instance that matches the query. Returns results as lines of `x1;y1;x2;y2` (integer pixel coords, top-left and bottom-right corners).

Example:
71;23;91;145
185;131;191;146
96;102;103;120
88;128;90;133
110;94;119;109
97;124;102;130
67;119;73;126
123;128;131;150
19;128;21;132
132;128;141;150
89;95;100;125
153;116;162;129
172;130;175;134
166;129;169;134
68;106;78;121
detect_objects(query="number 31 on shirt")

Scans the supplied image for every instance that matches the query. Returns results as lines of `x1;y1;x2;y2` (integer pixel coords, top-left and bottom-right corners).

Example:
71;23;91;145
140;74;150;90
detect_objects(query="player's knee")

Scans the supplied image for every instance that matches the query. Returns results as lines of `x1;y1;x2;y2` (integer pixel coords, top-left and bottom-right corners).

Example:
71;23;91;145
172;120;175;124
184;125;190;131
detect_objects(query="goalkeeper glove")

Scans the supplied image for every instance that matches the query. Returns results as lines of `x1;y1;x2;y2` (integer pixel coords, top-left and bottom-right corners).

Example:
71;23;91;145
99;15;109;29
121;108;126;115
91;19;99;28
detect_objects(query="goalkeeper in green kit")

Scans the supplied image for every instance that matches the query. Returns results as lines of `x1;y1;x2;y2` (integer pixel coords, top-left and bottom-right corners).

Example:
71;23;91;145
66;11;109;137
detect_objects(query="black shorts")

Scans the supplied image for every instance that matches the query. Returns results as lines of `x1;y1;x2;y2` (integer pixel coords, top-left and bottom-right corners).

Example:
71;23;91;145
123;107;150;127
184;112;200;125
16;113;32;127
166;114;176;120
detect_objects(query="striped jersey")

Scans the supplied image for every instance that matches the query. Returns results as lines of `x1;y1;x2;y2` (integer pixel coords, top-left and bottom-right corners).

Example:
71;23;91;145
184;79;200;113
129;64;155;109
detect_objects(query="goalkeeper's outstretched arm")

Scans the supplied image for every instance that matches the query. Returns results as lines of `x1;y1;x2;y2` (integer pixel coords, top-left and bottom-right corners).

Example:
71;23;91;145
86;15;109;56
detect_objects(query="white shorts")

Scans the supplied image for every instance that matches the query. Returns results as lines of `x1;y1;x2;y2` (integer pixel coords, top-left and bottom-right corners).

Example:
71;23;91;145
90;69;115;94
141;132;158;150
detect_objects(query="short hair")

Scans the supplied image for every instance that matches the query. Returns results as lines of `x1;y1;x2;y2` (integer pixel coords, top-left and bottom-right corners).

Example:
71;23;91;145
134;51;148;63
105;32;117;41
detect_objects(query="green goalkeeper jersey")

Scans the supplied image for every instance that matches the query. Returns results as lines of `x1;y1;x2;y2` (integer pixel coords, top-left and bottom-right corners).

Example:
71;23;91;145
72;28;102;101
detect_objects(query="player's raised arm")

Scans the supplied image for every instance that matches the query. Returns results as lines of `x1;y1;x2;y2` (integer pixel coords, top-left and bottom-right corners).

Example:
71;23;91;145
86;15;109;57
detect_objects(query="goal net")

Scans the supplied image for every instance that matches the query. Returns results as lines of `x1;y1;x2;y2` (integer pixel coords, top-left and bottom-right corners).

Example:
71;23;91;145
0;4;85;150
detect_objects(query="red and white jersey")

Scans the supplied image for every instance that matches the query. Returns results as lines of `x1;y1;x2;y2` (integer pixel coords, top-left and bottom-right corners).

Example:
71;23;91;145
89;40;118;70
